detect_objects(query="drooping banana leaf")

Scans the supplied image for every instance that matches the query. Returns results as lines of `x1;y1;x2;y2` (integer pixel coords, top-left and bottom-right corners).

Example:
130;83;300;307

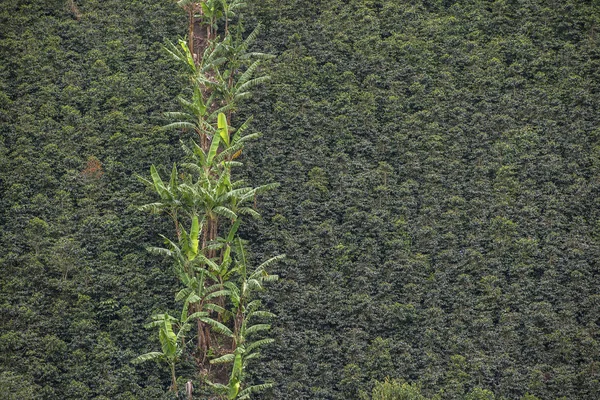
150;165;169;200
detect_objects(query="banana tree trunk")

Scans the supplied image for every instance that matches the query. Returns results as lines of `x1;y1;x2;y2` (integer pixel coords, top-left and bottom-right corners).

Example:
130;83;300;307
232;311;243;350
170;361;178;392
197;319;211;361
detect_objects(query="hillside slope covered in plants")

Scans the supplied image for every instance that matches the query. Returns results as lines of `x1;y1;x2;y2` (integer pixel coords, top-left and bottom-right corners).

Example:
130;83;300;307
1;0;600;399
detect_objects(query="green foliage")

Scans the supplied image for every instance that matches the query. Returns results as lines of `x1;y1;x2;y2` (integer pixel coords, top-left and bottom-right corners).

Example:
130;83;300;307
238;0;600;399
132;313;190;392
2;0;600;399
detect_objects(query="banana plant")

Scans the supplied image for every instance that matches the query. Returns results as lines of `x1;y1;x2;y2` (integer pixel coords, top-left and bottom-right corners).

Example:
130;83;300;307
205;27;274;120
177;119;264;256
163;38;227;150
200;0;224;36
163;39;218;150
208;342;274;400
220;0;246;34
133;309;228;392
209;217;240;282
174;255;233;361
179;114;277;224
177;168;237;255
138;164;183;238
176;0;245;45
132;312;195;392
181;113;262;169
164;37;199;79
147;216;210;275
195;0;247;37
164;31;273;135
148;217;233;357
219;57;271;115
204;239;281;399
140;3;280;396
227;238;281;345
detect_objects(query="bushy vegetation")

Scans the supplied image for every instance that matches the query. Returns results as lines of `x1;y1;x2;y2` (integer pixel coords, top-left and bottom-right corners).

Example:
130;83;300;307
1;0;599;399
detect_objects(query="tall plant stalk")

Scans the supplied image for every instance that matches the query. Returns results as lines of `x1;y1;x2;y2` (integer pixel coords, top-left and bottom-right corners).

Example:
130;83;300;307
135;2;281;398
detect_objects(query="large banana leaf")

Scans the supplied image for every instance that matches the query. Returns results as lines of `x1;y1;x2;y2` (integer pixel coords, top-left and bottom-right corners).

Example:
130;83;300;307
244;324;270;336
131;352;164;364
210;353;235;365
207;133;221;165
150;165;169;200
245;338;274;354
238;383;274;400
190;216;200;258
218;112;230;146
159;318;178;358
199;316;233;337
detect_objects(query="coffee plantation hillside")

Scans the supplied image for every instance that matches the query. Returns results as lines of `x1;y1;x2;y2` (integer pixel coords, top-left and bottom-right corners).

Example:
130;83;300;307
1;0;599;399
